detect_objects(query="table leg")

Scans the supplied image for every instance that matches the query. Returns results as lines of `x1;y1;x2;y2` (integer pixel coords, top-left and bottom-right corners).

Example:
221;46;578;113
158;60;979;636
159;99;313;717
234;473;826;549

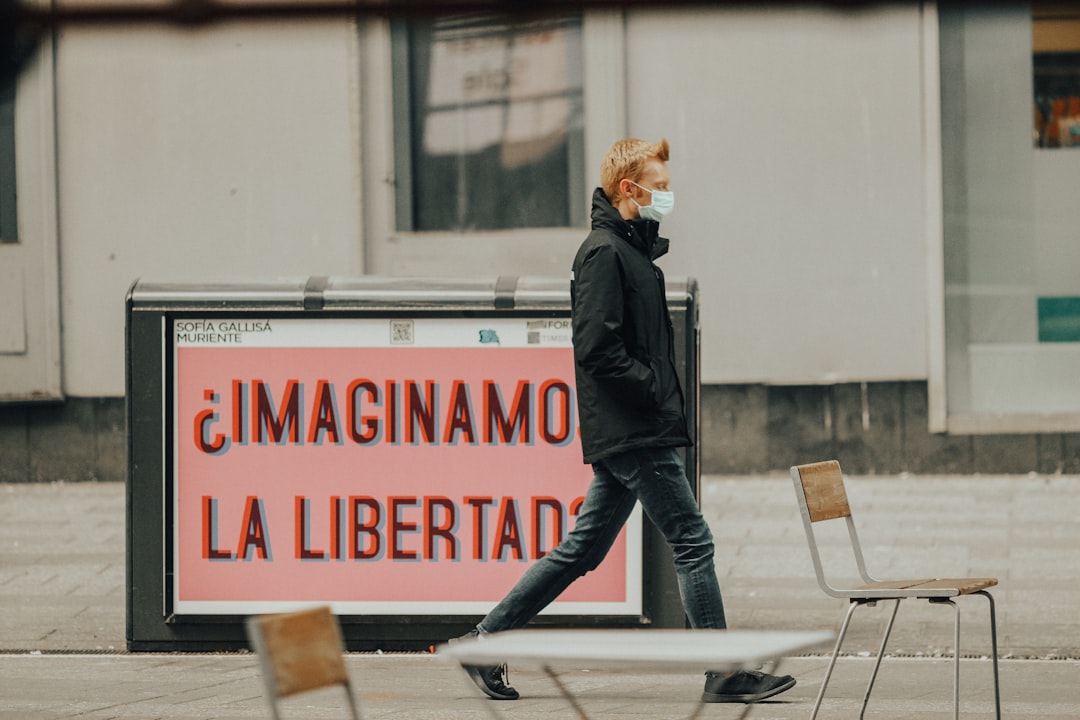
543;664;592;720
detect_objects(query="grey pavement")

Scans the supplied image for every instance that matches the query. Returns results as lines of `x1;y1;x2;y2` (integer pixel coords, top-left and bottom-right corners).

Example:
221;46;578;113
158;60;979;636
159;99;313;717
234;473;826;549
2;472;1079;718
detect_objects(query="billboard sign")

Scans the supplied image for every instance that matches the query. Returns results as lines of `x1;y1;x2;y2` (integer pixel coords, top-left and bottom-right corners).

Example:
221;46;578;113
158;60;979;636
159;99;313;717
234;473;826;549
172;315;642;616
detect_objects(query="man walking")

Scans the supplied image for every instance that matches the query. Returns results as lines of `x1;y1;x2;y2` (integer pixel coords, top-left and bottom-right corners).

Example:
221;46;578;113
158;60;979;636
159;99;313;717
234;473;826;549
455;138;795;704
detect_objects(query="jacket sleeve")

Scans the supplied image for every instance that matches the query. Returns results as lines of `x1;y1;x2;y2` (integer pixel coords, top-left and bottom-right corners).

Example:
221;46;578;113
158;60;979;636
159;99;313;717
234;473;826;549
572;243;658;409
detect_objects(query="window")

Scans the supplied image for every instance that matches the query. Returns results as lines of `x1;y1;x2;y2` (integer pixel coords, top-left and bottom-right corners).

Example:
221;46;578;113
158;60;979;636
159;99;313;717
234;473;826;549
938;2;1080;432
391;13;586;233
1;78;15;243
1032;2;1080;148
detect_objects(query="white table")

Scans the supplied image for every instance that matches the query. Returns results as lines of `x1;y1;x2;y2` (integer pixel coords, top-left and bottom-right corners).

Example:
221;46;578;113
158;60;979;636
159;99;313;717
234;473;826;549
438;629;833;720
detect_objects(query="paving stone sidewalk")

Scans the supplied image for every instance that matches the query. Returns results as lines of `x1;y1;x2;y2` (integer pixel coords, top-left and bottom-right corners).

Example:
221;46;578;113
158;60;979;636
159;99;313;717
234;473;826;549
1;473;1078;718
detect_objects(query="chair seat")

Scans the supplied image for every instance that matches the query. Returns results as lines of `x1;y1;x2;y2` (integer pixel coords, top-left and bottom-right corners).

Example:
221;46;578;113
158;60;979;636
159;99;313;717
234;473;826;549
853;577;998;598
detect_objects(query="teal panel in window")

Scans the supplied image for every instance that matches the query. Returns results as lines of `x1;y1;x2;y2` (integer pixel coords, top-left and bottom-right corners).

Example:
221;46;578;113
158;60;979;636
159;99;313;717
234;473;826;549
1038;297;1080;342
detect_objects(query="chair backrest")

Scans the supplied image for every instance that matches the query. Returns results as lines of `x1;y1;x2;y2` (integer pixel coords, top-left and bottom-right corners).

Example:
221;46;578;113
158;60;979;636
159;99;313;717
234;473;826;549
246;605;361;720
793;460;851;522
791;460;874;596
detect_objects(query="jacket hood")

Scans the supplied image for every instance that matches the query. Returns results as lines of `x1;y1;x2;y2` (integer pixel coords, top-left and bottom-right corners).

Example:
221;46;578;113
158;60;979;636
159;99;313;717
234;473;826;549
590;187;670;261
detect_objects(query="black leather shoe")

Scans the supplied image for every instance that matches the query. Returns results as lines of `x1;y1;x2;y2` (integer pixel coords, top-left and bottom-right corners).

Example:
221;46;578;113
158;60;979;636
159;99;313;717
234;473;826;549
464;662;519;700
450;630;520;700
702;669;796;703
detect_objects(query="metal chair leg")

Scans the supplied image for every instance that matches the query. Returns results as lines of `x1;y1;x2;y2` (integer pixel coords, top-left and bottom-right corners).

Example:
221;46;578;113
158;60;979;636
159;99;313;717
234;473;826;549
931;598;961;720
976;590;1002;720
811;600;861;720
951;600;961;720
859;598;901;720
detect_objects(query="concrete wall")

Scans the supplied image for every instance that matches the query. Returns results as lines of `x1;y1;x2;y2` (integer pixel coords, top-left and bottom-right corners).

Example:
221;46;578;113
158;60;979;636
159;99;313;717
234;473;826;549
701;381;1080;476
54;20;364;397
624;5;930;385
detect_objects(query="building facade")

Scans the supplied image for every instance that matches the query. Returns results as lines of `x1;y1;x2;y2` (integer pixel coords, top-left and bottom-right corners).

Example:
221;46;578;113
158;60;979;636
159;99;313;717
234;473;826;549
1;2;1078;481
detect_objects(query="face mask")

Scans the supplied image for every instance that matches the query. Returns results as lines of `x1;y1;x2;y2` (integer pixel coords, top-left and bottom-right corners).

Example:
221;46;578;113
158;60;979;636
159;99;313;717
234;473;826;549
630;180;675;222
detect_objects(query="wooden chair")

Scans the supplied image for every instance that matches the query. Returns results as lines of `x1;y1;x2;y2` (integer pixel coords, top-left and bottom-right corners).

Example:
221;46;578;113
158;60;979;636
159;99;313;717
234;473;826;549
790;460;1000;720
246;605;361;720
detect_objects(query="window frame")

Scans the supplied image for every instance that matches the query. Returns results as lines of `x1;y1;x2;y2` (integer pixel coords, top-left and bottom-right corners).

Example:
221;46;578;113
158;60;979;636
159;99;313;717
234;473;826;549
358;11;626;270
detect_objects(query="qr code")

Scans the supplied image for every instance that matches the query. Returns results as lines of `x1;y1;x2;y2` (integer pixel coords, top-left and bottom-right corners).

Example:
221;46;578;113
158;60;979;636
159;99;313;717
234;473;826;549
390;320;414;345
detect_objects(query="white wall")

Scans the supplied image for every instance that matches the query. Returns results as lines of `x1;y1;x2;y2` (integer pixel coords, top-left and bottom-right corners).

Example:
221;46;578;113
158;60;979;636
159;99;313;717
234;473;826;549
359;5;933;385
56;21;364;396
51;6;936;397
625;5;930;384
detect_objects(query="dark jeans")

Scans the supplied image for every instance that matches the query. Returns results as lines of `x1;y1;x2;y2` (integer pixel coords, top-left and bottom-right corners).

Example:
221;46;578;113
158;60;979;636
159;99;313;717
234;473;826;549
478;446;727;633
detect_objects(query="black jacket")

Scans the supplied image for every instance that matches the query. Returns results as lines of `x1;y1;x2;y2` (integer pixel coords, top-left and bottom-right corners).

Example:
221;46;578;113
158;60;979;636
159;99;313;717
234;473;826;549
571;187;691;464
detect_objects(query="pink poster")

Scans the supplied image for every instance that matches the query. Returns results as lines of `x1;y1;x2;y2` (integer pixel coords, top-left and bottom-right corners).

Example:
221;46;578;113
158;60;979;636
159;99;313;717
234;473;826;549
172;317;641;615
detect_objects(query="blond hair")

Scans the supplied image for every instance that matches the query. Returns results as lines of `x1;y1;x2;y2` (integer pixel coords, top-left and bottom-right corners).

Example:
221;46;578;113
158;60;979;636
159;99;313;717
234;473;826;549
600;138;670;203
